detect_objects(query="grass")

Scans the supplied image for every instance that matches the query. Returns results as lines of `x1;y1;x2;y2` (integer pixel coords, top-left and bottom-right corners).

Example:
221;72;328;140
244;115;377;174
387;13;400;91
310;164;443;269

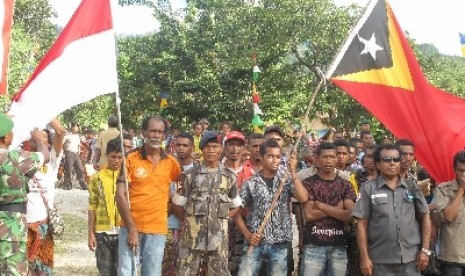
54;213;99;275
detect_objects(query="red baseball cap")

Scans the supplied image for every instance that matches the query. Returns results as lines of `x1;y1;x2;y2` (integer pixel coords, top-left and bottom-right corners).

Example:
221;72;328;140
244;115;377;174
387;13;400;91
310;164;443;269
224;131;245;144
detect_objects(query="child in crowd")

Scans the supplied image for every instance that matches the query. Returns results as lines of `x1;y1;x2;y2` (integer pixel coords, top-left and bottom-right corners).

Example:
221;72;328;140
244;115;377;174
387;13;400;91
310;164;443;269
87;137;123;276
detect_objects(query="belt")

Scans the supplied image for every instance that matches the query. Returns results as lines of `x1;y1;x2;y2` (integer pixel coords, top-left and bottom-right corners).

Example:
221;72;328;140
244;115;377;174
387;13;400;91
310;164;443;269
0;203;27;214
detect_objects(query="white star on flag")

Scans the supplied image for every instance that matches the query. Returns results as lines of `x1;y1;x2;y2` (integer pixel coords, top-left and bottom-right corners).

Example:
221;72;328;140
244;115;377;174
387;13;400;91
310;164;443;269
358;33;383;60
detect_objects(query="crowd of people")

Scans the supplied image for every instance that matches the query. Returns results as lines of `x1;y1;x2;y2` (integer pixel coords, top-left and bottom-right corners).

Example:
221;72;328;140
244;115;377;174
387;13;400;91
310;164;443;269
1;112;465;276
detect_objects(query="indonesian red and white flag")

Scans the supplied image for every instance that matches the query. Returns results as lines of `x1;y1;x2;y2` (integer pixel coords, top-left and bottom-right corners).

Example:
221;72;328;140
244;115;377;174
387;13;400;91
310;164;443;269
0;0;14;95
9;0;118;148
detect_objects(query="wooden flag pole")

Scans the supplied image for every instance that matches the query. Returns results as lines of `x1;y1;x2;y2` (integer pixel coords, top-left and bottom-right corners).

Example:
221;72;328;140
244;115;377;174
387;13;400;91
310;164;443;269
247;72;325;256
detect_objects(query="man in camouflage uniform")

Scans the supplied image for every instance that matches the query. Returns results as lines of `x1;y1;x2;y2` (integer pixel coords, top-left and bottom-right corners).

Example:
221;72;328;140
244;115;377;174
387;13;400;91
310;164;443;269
0;113;49;275
173;131;242;276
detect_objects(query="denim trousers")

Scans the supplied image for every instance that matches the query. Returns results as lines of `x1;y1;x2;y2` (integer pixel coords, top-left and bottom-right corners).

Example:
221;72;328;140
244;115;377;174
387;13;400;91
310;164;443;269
300;245;347;276
118;226;166;276
238;242;288;276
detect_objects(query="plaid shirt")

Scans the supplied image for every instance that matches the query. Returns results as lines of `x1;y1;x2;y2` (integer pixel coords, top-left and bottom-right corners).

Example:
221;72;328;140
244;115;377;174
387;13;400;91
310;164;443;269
240;168;295;244
88;168;120;232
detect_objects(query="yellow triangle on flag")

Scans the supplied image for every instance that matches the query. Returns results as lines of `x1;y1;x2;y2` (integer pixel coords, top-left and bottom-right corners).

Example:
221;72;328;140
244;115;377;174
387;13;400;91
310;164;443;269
332;5;414;91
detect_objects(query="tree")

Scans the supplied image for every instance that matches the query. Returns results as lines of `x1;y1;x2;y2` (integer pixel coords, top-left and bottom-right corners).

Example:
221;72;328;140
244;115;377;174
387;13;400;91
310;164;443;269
117;0;361;132
1;0;57;110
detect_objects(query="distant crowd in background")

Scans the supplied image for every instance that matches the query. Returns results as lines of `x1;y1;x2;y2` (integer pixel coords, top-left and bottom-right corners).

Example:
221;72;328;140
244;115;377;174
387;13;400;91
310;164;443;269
3;112;465;276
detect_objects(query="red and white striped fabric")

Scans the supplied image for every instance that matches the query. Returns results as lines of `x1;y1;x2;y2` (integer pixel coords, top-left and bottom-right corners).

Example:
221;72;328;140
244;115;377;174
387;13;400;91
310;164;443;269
9;0;118;148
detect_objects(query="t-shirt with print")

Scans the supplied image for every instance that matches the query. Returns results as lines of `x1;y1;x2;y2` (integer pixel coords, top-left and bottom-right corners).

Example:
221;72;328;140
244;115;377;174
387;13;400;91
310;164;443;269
120;149;181;234
302;173;356;247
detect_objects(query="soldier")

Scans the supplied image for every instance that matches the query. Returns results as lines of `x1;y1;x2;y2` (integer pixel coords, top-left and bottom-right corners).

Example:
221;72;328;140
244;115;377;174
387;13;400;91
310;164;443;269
172;131;242;275
0;113;49;275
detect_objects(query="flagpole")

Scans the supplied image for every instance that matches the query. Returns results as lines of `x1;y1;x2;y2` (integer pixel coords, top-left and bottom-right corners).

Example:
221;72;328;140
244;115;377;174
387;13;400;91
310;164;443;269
247;68;325;255
110;1;137;275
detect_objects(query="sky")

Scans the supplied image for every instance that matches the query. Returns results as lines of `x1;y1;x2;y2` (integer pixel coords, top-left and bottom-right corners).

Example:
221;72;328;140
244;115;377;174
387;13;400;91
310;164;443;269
50;0;465;56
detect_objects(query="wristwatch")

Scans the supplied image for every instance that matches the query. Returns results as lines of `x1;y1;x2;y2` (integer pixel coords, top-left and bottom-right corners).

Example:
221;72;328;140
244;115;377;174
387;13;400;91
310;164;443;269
421;247;432;256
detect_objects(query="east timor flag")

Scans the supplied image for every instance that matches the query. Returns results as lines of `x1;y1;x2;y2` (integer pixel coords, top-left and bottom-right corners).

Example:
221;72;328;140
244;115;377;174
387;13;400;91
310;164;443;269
326;0;465;182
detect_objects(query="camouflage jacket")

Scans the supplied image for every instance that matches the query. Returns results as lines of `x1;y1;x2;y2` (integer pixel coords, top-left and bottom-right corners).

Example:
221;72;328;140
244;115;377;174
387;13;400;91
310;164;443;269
178;164;239;251
0;148;43;205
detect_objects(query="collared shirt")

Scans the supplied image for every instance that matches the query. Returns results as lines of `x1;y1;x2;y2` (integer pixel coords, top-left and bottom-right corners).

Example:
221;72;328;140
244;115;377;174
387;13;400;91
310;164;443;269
435;179;465;264
88;168;121;233
119;148;181;234
95;127;120;169
352;176;429;264
176;164;239;251
240;168;295;244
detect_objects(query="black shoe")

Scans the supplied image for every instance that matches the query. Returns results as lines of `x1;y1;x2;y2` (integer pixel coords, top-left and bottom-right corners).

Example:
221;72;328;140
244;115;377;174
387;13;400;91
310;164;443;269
79;182;88;190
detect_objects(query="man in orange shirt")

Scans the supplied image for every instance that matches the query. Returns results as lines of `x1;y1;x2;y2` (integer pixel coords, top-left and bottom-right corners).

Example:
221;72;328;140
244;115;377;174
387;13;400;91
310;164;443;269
116;115;181;276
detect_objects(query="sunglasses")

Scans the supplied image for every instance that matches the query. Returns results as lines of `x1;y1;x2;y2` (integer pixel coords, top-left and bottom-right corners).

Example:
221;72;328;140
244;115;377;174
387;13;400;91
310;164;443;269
380;157;401;163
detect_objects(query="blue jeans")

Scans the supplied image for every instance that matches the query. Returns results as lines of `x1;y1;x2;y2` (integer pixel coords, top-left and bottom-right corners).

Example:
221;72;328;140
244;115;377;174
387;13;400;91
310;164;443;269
301;245;347;276
441;261;465;276
238;242;288;276
118;227;166;276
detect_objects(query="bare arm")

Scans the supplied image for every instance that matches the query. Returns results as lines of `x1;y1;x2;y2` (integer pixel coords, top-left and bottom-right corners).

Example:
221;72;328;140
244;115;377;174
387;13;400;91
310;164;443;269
229;207;240;218
420;212;431;249
303;200;329;222
87;210;96;251
49;118;65;156
115;179;139;249
233;210;261;246
30;130;50;163
316;199;355;223
357;218;373;275
288;154;308;203
115;181;136;230
170;203;186;220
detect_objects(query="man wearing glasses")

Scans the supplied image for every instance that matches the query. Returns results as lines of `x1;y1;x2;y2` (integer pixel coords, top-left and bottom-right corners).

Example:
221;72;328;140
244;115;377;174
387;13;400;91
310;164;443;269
353;144;431;276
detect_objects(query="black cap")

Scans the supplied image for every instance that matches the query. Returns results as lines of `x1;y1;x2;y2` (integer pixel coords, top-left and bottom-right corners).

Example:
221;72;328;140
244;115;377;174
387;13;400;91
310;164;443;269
199;131;222;150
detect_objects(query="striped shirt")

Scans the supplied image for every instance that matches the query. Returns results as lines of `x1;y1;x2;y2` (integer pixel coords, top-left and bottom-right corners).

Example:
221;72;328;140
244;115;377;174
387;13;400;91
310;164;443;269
88;168;120;233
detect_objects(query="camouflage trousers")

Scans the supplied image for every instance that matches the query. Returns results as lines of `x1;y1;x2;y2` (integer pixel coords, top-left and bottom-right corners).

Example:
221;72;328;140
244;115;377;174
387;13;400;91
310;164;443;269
177;247;230;276
95;233;119;276
0;211;28;276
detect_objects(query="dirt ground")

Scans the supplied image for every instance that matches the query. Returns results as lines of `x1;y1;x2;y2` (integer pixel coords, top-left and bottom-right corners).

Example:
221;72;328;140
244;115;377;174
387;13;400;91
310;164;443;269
53;189;98;275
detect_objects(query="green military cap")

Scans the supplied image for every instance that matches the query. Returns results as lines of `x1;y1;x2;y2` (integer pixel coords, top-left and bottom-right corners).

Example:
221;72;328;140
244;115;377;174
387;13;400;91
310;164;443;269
0;113;13;137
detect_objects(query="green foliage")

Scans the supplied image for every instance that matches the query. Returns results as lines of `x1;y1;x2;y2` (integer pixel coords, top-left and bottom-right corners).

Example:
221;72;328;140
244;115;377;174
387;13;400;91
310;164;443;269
117;0;362;132
5;0;465;137
1;0;56;111
119;0;153;7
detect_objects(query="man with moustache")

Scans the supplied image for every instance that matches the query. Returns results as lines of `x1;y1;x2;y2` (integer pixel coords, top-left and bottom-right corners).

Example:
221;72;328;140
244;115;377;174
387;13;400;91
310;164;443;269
116;116;181;276
174;131;241;276
353;144;431;276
